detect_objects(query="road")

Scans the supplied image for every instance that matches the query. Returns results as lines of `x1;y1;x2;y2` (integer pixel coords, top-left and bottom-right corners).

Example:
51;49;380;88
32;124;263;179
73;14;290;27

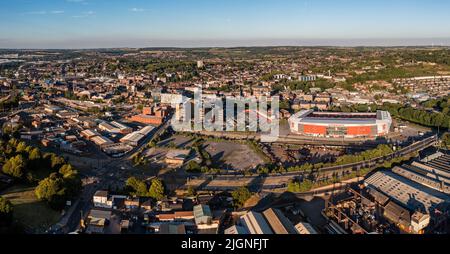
48;117;173;234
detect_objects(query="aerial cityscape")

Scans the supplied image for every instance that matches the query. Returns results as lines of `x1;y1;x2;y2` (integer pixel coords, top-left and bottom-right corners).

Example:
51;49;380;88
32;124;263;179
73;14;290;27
0;0;449;238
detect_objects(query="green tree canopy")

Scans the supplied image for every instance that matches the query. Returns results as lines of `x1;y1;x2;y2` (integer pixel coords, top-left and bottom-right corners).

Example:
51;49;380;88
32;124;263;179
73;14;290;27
0;197;13;225
35;173;66;209
2;154;27;178
148;178;165;201
126;177;150;197
231;187;252;208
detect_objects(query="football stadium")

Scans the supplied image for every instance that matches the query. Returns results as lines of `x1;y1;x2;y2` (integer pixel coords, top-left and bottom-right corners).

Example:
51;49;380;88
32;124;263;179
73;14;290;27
288;110;392;138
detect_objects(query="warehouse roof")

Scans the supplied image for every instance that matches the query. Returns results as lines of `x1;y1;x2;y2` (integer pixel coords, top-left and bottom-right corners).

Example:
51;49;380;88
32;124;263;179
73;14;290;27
365;171;450;213
121;132;145;143
240;211;273;234
263;208;297;234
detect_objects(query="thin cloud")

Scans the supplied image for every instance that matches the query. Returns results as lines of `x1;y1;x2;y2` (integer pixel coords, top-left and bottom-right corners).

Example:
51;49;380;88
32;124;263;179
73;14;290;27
66;0;89;5
130;8;147;12
72;10;96;18
24;10;65;15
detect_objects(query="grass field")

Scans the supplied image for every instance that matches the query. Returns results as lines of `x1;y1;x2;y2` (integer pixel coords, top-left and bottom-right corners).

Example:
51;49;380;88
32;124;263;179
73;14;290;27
1;185;61;234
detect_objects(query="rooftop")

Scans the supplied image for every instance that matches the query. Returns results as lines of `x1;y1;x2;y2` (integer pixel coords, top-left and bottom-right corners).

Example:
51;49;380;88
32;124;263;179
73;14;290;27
365;171;450;213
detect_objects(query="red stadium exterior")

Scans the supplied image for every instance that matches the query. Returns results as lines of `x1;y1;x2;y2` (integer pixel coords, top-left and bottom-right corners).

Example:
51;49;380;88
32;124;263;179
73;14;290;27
288;110;392;138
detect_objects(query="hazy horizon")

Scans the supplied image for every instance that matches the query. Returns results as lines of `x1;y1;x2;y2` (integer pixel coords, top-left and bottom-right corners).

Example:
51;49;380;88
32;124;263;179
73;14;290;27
1;38;450;50
1;0;450;49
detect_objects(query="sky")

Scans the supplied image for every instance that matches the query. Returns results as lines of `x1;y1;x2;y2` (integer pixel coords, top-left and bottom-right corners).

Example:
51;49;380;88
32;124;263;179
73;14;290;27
1;0;450;49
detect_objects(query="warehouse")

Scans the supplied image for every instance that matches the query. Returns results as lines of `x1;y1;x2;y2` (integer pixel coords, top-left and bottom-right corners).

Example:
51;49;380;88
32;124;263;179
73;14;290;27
120;132;145;147
91;135;114;148
288;110;392;138
111;121;132;134
240;211;273;235
262;208;297;234
80;129;101;139
364;171;449;213
98;121;120;134
138;125;155;136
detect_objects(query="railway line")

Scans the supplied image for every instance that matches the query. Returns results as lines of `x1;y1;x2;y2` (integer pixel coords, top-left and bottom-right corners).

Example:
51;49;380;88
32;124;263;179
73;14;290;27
191;135;438;191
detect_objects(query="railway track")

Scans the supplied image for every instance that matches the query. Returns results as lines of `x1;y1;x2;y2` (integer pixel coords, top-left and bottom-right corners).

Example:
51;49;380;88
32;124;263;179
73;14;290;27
195;135;438;184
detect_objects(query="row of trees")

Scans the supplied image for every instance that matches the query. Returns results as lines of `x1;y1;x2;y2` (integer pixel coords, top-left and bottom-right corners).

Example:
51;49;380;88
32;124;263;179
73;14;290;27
1;139;66;183
0;138;81;210
383;103;450;129
260;144;394;174
331;100;450;130
125;177;166;201
287;153;417;194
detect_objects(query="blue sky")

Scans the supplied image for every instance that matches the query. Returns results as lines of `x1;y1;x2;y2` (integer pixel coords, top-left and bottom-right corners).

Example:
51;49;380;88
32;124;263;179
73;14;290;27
1;0;450;48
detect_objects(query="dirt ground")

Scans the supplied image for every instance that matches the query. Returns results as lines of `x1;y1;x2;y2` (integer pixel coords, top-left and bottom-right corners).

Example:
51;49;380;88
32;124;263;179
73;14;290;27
204;141;265;171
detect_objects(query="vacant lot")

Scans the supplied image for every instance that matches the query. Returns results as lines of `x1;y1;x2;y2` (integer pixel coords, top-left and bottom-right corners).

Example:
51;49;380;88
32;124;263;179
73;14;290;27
1;185;61;234
204;141;265;171
158;135;195;149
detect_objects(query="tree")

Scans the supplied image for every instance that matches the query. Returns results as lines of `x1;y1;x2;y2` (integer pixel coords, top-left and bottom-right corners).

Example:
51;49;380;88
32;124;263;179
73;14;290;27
2;154;26;178
442;133;450;148
148;178;165;201
16;142;28;154
185;160;202;173
126;177;150;197
231;187;252;208
287;179;314;193
59;164;77;179
35;173;66;210
59;164;82;198
29;148;42;161
0;197;13;226
50;154;65;170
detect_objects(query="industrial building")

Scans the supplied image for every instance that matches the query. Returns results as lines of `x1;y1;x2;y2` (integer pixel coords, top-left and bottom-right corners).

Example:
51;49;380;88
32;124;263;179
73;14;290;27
288;110;392;138
120;125;155;147
91;135;114;148
240;211;274;234
262;208;297;234
227;208;300;235
193;205;212;225
365;171;449;214
111;121;132;134
365;169;450;233
98;121;121;134
165;149;191;167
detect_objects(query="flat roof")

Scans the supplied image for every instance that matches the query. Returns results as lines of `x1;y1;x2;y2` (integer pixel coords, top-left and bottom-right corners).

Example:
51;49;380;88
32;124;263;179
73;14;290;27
89;209;112;220
94;190;108;198
365;171;450;213
166;149;191;160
